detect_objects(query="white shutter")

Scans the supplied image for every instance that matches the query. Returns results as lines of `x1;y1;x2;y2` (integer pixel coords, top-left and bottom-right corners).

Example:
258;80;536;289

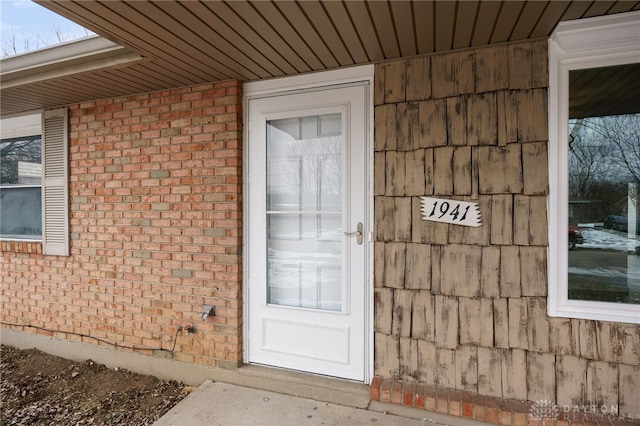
42;108;69;256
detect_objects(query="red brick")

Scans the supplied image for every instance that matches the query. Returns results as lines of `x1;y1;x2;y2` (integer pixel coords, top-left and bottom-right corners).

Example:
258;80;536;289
379;380;392;403
403;382;415;407
511;401;529;426
436;388;449;414
500;409;513;425
486;398;501;424
390;381;403;405
414;384;426;409
370;377;382;401
475;395;487;422
426;386;437;412
498;399;514;425
449;391;462;417
461;391;474;419
513;410;527;426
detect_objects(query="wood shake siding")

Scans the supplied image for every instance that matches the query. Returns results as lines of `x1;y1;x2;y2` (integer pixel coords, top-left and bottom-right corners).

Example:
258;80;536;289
372;39;640;422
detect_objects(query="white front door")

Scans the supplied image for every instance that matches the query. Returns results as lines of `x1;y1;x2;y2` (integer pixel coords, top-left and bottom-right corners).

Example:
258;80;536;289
246;81;369;381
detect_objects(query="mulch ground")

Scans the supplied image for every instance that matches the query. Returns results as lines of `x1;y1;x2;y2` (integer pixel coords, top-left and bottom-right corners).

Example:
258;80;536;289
1;345;191;425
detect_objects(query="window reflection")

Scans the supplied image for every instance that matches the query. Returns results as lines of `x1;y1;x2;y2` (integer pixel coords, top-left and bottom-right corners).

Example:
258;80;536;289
0;135;42;239
567;65;640;304
266;114;343;311
1;135;42;185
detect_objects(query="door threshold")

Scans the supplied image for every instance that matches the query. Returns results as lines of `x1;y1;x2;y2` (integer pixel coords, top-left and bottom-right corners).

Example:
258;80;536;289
207;363;371;409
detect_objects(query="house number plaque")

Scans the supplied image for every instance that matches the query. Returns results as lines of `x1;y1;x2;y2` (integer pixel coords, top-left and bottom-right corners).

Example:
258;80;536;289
420;197;482;227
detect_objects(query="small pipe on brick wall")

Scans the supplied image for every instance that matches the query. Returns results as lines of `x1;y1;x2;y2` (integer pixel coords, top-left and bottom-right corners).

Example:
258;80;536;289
1;321;187;354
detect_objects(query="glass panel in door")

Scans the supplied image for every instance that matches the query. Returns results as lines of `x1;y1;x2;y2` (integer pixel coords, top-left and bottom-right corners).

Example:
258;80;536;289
266;114;343;311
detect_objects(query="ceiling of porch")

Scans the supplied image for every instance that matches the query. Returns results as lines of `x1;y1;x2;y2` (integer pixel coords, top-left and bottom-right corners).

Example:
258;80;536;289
1;0;639;117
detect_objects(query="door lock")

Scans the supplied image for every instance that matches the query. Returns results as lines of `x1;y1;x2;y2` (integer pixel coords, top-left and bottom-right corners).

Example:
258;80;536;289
344;222;363;245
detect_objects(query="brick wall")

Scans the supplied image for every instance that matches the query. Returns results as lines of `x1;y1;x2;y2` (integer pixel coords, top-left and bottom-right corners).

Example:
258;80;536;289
1;81;243;368
372;39;640;420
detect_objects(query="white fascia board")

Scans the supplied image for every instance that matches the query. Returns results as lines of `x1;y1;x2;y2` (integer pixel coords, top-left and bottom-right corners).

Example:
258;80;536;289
550;10;640;56
0;36;146;89
244;65;375;98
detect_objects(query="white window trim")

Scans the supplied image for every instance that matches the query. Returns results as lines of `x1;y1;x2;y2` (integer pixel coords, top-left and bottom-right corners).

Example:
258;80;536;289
0;113;43;242
0;112;41;140
548;11;640;324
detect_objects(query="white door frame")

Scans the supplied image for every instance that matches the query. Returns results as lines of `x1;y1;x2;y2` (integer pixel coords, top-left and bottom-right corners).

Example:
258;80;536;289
242;65;374;382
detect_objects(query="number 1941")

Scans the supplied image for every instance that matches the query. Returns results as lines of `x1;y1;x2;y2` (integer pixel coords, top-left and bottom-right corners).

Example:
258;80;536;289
420;197;482;227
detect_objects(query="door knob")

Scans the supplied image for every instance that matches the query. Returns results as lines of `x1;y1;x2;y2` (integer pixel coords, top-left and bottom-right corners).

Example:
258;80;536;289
344;222;363;245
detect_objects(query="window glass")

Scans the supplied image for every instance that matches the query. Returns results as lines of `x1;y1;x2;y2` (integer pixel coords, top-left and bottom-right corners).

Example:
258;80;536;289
0;135;42;239
266;114;343;311
567;65;639;305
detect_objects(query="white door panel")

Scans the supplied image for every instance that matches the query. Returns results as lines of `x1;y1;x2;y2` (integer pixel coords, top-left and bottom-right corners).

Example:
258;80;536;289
262;316;350;363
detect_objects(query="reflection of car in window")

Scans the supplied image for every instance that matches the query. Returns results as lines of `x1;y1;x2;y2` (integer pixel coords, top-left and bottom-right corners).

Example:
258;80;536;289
602;215;626;230
568;226;584;250
601;215;640;234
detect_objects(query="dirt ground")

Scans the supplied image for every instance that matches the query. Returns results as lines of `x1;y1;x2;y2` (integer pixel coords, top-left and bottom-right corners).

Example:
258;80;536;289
0;345;191;425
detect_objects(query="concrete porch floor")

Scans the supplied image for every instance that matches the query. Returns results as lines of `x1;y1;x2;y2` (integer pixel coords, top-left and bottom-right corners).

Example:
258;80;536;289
153;365;485;426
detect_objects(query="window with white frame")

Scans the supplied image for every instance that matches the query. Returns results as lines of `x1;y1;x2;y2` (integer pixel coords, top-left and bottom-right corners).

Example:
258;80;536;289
548;12;640;324
0;109;69;255
1;115;42;240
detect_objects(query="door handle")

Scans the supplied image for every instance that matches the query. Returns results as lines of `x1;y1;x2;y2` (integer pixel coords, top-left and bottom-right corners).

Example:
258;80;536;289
344;222;363;245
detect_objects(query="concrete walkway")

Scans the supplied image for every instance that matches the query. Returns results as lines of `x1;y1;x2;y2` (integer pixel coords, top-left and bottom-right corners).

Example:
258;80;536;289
154;379;486;426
